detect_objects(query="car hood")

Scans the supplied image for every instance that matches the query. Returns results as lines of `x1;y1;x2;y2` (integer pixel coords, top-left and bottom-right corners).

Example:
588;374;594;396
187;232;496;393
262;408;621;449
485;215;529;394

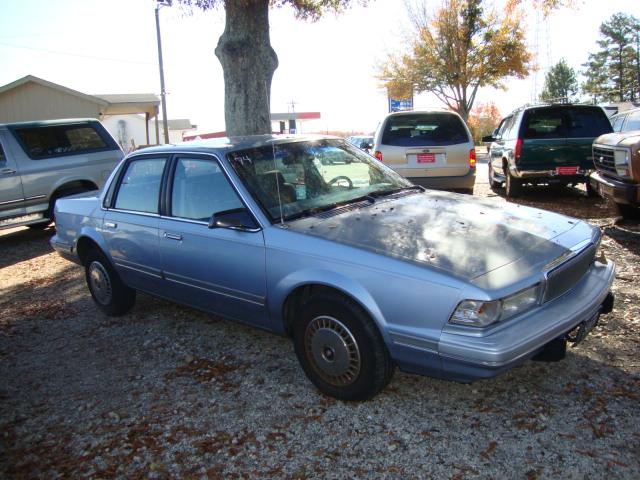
286;191;585;281
595;131;640;147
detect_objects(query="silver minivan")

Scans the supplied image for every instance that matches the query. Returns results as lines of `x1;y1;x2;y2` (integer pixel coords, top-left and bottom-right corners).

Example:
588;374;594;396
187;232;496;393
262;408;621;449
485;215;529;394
372;110;476;193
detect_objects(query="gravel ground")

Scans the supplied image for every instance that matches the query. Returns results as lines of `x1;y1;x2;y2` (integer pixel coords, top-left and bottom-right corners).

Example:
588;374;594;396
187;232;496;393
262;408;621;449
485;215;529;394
1;161;639;479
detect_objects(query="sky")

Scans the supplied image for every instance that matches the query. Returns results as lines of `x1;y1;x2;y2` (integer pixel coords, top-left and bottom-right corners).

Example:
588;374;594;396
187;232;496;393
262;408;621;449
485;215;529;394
1;0;639;135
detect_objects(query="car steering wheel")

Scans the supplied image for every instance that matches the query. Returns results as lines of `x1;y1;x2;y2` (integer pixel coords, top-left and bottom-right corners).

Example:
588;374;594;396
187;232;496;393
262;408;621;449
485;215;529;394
328;175;353;189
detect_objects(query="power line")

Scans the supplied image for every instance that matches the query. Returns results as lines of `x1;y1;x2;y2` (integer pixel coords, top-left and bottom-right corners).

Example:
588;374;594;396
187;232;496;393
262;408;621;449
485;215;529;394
0;41;155;65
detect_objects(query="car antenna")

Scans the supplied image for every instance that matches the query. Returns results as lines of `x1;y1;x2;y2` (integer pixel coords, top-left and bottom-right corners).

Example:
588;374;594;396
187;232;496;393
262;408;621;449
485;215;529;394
271;140;285;226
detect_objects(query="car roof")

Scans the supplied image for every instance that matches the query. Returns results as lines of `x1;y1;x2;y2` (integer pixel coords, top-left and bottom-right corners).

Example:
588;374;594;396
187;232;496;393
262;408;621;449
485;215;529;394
611;107;640;118
133;134;342;156
0;118;100;128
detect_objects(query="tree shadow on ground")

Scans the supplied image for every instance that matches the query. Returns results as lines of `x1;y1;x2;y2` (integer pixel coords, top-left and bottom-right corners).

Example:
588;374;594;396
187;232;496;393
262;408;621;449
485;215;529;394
0;226;55;269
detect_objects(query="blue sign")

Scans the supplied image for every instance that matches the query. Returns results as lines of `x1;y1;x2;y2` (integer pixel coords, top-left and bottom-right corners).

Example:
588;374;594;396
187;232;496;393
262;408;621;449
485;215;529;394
389;97;413;113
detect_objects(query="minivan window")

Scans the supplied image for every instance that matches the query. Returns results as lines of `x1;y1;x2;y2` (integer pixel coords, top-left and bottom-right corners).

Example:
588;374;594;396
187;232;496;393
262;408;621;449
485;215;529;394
13;124;111;160
521;107;612;139
381;113;469;146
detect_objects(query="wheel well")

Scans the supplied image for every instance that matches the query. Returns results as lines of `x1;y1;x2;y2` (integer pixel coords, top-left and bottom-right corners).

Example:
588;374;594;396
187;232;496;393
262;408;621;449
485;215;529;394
52;180;99;202
282;284;370;337
76;237;101;266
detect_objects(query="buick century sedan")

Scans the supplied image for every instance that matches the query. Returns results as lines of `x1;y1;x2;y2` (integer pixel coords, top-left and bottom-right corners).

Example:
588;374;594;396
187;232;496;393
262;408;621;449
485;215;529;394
51;135;615;400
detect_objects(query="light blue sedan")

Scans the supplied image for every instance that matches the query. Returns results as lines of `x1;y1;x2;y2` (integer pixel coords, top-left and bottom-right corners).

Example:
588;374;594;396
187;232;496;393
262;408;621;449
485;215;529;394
51;135;615;400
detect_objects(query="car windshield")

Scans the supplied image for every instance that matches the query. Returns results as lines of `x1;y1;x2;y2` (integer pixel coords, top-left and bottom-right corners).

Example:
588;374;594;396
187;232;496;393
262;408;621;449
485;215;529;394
227;139;414;222
381;113;469;146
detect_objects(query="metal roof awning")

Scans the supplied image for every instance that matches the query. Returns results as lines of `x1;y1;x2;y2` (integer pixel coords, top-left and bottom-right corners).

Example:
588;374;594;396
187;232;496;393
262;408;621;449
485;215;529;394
95;93;160;117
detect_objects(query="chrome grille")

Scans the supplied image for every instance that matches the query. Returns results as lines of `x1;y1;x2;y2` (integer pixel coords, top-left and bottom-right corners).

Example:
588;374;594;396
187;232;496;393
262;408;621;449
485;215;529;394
543;244;597;303
593;147;616;174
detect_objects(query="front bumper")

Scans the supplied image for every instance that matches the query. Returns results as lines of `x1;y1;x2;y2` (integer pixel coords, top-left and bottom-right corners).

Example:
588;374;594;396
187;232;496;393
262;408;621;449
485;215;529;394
392;258;615;382
589;170;640;206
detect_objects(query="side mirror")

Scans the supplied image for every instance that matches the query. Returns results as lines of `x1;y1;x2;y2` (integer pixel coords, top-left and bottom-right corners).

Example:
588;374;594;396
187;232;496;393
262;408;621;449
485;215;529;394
481;135;494;143
208;208;259;231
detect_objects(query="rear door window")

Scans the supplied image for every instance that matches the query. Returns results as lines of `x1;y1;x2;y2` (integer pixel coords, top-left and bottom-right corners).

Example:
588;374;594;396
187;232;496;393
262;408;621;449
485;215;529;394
11;123;116;159
522;107;612;139
521;109;565;139
565;107;612;137
381;113;469;146
114;158;167;214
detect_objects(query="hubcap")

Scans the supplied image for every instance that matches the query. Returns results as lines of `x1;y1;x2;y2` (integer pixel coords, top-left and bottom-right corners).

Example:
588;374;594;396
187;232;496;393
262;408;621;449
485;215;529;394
304;315;361;387
89;261;112;305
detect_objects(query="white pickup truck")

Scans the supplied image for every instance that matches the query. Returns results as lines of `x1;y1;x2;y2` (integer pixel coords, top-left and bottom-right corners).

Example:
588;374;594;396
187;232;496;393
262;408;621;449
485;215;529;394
0;118;123;229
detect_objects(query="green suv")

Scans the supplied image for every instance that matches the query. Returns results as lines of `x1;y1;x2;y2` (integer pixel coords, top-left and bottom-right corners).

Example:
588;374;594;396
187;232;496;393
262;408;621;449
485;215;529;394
483;104;613;197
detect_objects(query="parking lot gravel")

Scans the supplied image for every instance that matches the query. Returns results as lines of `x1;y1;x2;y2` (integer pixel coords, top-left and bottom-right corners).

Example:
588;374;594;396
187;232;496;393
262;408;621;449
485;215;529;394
1;161;639;479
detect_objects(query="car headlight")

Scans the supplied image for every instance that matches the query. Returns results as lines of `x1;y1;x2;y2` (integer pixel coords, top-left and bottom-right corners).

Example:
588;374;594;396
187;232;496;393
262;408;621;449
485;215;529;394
500;284;541;321
450;284;541;328
614;149;630;178
450;299;501;327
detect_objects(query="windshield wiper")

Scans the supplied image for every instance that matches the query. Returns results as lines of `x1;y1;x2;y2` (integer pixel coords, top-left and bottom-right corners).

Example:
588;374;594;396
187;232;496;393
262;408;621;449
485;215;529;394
369;185;425;198
282;194;376;222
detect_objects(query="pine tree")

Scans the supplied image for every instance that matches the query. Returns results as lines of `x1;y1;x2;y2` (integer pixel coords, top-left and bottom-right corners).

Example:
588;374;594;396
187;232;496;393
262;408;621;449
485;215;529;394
583;13;640;102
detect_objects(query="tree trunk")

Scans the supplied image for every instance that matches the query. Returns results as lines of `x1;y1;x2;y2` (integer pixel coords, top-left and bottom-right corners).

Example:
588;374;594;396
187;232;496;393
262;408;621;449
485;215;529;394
215;0;278;136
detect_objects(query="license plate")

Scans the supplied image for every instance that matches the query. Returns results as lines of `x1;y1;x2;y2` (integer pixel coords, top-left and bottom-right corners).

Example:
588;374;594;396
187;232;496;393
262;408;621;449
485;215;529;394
417;153;436;164
556;166;578;175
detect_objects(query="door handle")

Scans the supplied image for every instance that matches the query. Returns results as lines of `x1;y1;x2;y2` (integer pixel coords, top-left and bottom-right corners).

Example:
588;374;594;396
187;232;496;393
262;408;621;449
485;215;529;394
164;232;182;241
104;221;117;229
0;168;16;175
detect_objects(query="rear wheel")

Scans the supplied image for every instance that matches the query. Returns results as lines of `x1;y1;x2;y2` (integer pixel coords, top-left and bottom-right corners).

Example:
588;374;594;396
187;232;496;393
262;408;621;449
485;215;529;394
85;249;136;316
505;168;522;198
293;292;394;401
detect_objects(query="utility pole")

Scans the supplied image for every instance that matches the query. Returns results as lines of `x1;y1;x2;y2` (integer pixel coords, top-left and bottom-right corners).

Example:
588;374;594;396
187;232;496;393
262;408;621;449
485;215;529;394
155;1;170;144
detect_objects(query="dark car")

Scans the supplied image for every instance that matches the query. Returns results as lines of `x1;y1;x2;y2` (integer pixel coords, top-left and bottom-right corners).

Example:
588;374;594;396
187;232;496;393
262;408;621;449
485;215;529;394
483;104;613;197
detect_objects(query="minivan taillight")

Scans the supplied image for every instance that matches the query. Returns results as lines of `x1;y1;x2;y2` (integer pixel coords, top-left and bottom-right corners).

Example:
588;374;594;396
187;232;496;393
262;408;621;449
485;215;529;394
469;149;476;168
515;138;523;161
375;151;383;162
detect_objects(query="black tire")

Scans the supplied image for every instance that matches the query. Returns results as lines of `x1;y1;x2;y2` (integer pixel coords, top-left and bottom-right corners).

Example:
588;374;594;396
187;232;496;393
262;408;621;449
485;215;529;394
488;162;501;190
585;182;599;198
85;249;136;316
293;292;394;401
616;202;640;220
505;168;522;198
532;337;567;362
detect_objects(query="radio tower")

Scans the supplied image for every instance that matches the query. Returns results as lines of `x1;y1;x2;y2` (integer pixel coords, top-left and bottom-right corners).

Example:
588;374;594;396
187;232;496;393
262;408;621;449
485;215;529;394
531;8;553;102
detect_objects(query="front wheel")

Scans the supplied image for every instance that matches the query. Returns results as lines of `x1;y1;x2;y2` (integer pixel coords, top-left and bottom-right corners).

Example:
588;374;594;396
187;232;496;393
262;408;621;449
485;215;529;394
585;182;599;198
85;249;136;316
616;202;639;220
293;292;394;401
